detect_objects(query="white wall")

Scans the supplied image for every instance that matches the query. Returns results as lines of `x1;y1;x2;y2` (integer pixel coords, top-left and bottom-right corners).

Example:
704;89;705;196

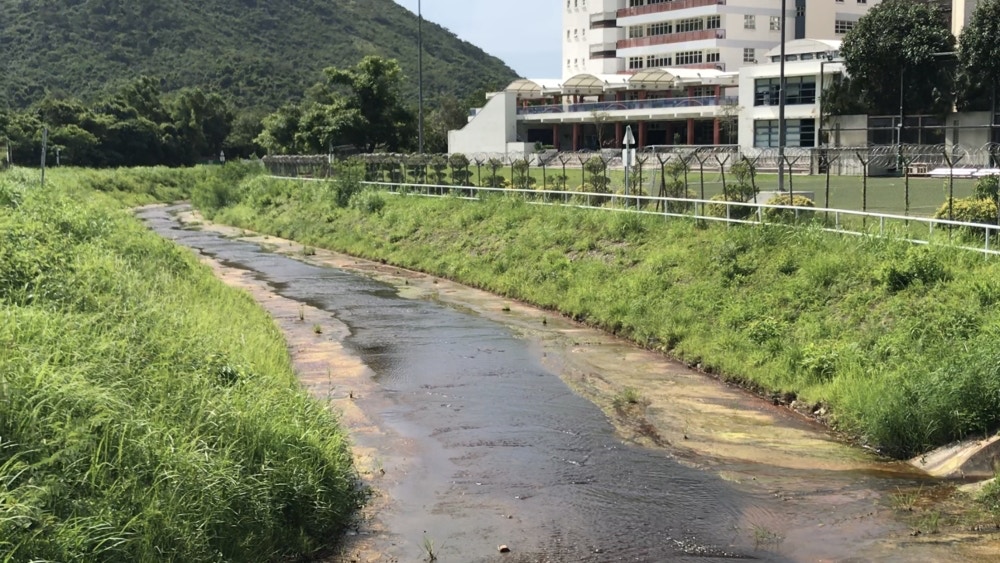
448;92;518;155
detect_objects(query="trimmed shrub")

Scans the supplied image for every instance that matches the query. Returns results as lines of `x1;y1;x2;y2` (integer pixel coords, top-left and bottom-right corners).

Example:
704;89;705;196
764;194;815;223
707;193;756;220
933;197;997;226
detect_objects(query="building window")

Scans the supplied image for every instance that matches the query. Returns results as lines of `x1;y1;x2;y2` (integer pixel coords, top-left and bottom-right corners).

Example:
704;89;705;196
628;57;644;70
648;22;672;36
754;76;817;106
676;18;703;33
770;16;781;31
707;15;721;29
754;119;816;148
857;0;866;3
835;20;855;34
796;5;805;17
744;14;755;29
647;54;672;67
675;50;703;65
706;52;720;63
743;48;755;63
628;26;644;39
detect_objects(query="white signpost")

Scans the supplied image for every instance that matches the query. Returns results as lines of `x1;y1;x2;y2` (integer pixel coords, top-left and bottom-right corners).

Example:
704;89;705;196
622;125;636;208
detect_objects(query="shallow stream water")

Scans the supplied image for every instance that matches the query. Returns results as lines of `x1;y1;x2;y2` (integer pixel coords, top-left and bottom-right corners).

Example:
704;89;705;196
139;205;980;563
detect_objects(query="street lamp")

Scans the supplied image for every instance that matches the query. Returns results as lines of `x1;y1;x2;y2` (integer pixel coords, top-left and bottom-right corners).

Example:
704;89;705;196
219;150;226;165
817;52;839;150
777;0;787;193
418;0;424;154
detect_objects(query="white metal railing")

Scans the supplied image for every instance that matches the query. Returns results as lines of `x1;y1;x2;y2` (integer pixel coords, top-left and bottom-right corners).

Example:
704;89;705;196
277;176;1000;257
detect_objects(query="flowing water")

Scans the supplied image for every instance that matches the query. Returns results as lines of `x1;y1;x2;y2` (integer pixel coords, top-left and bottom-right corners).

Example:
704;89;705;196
139;205;981;563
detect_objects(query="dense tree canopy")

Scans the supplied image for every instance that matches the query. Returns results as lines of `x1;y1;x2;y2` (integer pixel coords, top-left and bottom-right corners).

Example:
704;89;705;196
840;0;956;116
0;77;243;167
257;57;416;155
957;0;1000;112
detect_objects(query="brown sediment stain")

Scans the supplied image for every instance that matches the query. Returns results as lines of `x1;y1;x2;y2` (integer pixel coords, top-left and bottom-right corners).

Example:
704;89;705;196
170;207;1000;561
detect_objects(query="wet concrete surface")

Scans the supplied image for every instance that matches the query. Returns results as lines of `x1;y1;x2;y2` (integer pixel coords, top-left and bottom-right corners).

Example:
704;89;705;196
138;205;1000;563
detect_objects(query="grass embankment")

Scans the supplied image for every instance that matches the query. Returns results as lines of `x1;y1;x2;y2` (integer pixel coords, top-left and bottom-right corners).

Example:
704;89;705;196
0;167;361;562
198;170;1000;464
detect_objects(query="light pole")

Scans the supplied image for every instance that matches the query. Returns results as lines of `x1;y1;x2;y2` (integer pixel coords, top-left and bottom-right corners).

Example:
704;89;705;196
777;0;787;193
817;53;838;149
418;0;424;154
817;53;839;174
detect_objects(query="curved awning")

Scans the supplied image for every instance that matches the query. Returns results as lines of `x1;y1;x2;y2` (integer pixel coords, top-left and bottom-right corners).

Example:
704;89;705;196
505;78;563;98
627;68;678;90
562;73;628;95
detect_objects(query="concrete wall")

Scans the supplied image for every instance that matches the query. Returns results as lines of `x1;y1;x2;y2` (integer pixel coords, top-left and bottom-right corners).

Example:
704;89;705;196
448;92;518;155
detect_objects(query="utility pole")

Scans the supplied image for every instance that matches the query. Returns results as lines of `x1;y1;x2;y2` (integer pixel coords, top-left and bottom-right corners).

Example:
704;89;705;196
418;0;424;154
777;0;787;193
40;126;48;188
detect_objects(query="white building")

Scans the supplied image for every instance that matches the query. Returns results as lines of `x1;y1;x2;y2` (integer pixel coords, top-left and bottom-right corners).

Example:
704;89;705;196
562;0;877;78
449;0;882;155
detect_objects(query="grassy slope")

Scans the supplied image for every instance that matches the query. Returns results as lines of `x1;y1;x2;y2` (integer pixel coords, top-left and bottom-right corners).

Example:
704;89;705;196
0;167;361;561
203;172;1000;461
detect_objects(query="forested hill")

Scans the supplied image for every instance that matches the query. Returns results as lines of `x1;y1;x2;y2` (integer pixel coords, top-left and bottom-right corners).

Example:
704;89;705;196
0;0;518;110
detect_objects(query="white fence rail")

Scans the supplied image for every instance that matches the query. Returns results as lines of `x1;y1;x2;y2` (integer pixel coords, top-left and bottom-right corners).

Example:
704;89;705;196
357;181;1000;257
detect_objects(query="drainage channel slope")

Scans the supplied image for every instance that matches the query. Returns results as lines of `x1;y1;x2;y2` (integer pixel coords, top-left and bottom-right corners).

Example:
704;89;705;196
139;204;997;563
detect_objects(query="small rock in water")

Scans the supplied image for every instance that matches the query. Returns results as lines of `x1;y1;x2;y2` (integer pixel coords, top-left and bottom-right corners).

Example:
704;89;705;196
497;544;511;553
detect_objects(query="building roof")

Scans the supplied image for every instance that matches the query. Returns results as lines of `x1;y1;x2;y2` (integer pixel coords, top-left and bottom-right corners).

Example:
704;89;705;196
762;39;842;60
505;78;563;97
562;73;631;94
503;69;737;98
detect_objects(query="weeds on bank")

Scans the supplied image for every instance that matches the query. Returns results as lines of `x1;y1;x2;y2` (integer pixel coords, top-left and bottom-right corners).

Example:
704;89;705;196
0;169;361;561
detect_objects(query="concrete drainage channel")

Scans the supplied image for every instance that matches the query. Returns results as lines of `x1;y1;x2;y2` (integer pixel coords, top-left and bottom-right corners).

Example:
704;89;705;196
139;204;1000;563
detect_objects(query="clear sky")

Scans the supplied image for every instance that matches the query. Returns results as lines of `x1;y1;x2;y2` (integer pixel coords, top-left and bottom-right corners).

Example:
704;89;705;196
393;0;562;79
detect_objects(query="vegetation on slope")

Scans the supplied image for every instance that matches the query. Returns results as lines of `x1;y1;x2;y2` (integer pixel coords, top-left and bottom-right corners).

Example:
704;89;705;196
0;167;362;561
0;0;516;111
195;168;1000;461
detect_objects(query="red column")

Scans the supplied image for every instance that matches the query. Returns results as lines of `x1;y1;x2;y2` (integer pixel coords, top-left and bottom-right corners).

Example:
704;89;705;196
687;86;695;98
715;85;722;101
687;119;695;145
713;118;721;145
639;121;648;148
572;124;581;151
639;90;648;100
615;122;623;148
553;124;560;150
616;91;623;102
665;122;673;145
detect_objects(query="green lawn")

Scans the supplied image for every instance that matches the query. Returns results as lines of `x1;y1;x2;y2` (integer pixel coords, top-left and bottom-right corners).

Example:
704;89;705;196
517;167;976;217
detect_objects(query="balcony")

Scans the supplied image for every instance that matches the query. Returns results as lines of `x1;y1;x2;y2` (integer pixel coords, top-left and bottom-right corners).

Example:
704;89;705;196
516;96;738;116
590;11;617;28
590;42;618;56
617;29;724;50
617;0;725;19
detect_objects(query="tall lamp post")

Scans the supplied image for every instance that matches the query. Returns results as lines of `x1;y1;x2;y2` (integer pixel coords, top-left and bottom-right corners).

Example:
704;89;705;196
817;53;839;150
777;0;787;193
418;0;424;154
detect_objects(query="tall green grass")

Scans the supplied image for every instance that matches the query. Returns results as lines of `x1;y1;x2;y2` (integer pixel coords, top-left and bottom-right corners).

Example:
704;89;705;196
0;169;361;561
198;168;1000;462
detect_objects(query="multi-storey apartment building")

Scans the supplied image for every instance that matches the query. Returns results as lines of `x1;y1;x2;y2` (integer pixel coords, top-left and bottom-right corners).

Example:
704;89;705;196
449;0;882;155
562;0;878;78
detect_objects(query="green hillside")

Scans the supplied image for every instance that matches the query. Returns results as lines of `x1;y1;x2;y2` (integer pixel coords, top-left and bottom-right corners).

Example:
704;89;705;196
0;0;517;110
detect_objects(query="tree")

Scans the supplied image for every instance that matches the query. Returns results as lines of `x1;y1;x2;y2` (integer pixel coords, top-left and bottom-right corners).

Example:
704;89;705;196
256;104;303;155
424;94;471;154
169;88;233;163
840;0;956;116
321;56;415;152
957;0;1000;117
